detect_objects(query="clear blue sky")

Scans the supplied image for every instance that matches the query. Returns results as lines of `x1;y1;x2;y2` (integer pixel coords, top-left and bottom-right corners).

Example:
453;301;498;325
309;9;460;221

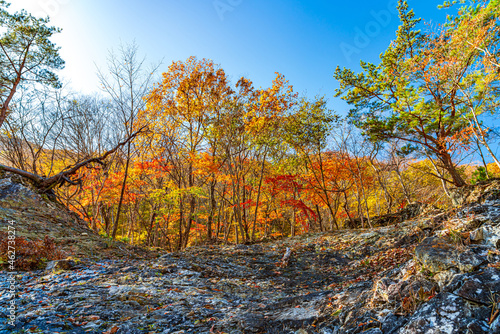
11;0;454;114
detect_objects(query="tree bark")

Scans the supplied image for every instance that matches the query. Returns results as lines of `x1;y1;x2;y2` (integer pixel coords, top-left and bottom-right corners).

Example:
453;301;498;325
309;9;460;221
111;141;132;240
251;149;267;241
440;151;466;187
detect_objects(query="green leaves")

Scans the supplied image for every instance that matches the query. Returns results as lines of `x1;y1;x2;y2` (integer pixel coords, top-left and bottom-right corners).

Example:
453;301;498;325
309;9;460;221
0;1;64;128
284;97;338;153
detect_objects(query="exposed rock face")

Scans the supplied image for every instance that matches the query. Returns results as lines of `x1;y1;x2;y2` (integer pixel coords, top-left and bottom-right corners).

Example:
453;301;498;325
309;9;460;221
452;268;500;305
450;178;500;207
1;176;500;333
45;259;77;273
398;292;478;334
343;202;426;229
414;237;485;273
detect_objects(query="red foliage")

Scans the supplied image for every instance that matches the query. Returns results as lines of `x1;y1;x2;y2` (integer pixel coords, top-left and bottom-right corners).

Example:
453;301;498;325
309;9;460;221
265;174;305;196
0;233;68;271
135;158;171;173
281;199;317;221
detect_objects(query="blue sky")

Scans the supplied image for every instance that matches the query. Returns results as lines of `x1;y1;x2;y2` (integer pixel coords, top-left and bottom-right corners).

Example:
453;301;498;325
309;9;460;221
11;0;454;114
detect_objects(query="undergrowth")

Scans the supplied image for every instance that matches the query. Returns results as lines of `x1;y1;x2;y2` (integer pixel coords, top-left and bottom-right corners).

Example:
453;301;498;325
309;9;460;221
0;232;68;270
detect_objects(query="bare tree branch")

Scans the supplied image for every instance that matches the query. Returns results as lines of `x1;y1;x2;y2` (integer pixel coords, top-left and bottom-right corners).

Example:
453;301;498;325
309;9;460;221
0;126;146;192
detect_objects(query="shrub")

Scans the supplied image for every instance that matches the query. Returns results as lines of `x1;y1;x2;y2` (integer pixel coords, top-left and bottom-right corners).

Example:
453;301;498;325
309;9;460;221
471;166;494;185
0;232;68;271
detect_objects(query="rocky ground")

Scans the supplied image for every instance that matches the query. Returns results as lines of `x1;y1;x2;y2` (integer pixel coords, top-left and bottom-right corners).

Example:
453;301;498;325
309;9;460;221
0;173;500;333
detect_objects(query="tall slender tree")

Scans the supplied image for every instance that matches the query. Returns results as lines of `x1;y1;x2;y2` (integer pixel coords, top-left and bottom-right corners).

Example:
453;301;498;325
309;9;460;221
97;42;159;239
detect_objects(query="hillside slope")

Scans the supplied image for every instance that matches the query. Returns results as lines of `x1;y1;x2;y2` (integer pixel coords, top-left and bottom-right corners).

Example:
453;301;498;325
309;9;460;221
0;171;159;260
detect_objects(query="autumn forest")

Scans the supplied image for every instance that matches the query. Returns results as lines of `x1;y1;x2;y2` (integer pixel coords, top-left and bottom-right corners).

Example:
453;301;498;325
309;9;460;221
1;0;500;252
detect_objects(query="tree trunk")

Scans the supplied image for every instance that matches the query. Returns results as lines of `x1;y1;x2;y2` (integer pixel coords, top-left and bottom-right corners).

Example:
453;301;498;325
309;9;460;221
469;106;500;171
182;195;196;249
207;180;217;242
147;204;158;246
358;174;373;229
395;166;411;203
371;163;393;214
475;138;490;179
177;194;184;251
112;142;132;239
440;152;466;187
315;204;323;232
342;191;354;228
428;157;452;199
251;149;267;241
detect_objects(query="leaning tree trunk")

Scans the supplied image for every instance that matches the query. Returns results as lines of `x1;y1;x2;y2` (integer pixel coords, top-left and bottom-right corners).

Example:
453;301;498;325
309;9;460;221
440;151;466;187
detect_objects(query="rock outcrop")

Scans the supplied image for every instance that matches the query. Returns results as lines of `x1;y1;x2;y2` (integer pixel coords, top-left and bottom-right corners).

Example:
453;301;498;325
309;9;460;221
343;202;426;229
